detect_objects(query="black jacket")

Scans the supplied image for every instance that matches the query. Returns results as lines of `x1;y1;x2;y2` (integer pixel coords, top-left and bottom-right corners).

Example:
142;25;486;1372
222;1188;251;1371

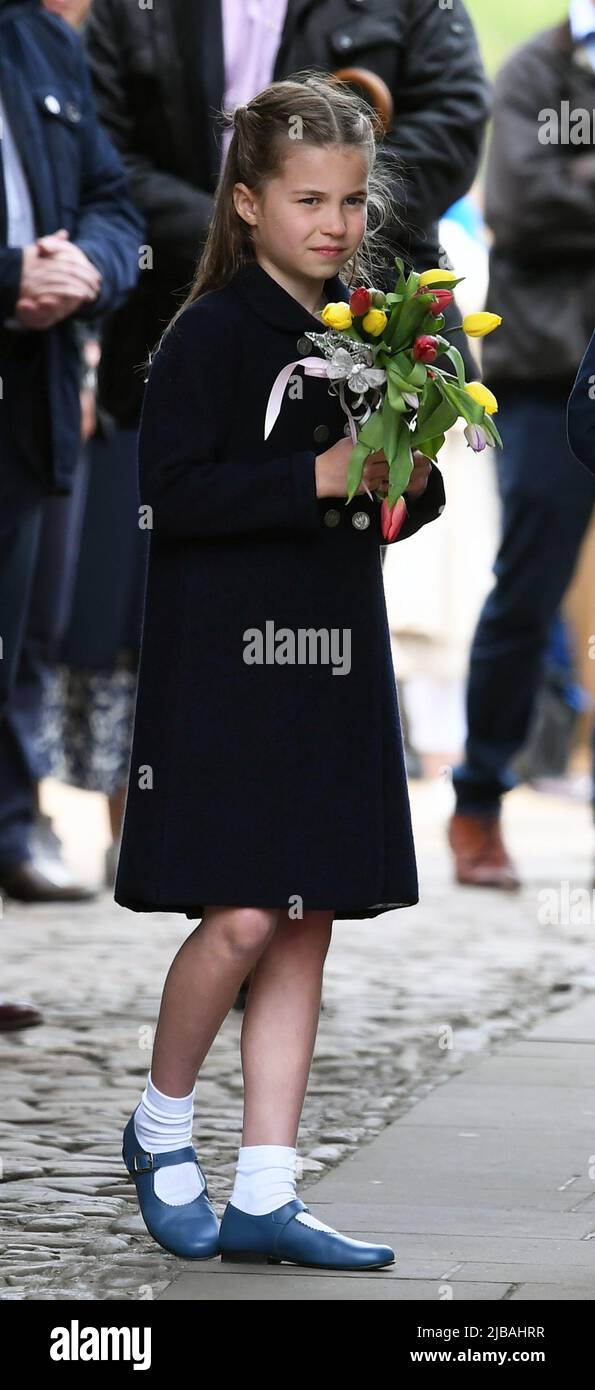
85;0;489;425
0;0;145;493
114;260;445;920
483;22;595;392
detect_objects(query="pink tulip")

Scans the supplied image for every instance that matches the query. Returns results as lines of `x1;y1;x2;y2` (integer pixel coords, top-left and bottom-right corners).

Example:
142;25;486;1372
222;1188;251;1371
381;495;408;541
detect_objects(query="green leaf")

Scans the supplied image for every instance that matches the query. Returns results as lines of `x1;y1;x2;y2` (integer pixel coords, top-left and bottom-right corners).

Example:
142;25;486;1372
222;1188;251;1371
357;408;384;449
346;441;371;502
418;273;466;290
438;342;466;387
418;433;445;461
387;375;409;413
388;421;414;506
482;415;503;448
412;396;459;446
439;377;485;426
383;404;402;468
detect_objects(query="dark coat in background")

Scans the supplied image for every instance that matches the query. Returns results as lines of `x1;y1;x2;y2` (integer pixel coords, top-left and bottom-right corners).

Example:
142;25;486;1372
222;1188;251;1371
0;0;145;495
568;329;595;478
483;22;595;392
114;261;446;921
85;0;490;425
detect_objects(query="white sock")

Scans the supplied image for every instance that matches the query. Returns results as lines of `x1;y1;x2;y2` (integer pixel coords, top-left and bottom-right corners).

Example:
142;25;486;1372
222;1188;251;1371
230;1144;298;1215
133;1072;205;1207
229;1144;339;1230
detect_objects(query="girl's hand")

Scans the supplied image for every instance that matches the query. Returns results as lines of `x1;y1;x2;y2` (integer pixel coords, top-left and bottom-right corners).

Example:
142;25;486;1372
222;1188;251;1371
315;438;389;497
404;450;432;500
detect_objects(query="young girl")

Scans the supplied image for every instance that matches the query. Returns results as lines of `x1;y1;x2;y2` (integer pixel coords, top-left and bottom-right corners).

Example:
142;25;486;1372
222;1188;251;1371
116;75;446;1271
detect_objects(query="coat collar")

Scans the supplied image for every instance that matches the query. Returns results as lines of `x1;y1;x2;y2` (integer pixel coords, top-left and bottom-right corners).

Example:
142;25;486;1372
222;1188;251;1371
230;258;349;333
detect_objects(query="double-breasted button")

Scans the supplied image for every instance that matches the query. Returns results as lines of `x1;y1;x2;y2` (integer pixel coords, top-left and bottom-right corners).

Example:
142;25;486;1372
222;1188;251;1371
65;101;82;123
44;94;61;115
313;423;329;444
297;335;311;354
352;510;370;530
323;508;341;528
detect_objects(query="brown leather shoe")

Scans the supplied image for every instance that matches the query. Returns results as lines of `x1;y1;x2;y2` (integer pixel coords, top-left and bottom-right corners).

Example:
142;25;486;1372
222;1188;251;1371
0;998;43;1030
0;859;98;903
448;812;521;890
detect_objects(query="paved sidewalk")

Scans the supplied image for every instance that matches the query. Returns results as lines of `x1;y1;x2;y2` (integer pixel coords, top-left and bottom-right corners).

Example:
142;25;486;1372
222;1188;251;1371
0;775;593;1299
161;993;595;1300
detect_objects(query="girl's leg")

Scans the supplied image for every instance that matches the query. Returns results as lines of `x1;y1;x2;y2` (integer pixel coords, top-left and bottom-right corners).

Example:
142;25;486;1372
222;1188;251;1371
130;907;282;1209
150;906;282;1095
240;909;334;1146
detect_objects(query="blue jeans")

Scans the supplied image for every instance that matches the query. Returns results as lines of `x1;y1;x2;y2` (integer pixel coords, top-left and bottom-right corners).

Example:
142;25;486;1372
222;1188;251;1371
452;387;595;817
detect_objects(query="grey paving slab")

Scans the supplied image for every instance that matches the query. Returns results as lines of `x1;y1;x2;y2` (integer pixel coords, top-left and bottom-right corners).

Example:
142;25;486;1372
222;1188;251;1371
523;998;595;1043
447;1056;595;1086
508;1283;595;1301
158;1273;511;1301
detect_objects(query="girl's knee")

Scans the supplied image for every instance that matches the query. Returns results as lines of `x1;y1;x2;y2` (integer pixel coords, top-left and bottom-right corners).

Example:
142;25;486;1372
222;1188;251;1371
209;906;280;959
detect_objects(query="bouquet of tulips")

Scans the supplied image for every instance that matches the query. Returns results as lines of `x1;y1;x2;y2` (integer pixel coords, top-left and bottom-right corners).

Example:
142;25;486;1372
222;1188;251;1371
301;259;503;540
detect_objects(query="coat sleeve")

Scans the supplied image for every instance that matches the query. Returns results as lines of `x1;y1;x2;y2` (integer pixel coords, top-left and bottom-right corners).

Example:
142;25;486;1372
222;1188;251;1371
485;42;595;258
567;329;595;476
383;0;490;233
85;0;214;263
138;309;323;542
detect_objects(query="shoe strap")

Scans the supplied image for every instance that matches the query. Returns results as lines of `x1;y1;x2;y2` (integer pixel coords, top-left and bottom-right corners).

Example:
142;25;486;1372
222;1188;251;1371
130;1143;201;1175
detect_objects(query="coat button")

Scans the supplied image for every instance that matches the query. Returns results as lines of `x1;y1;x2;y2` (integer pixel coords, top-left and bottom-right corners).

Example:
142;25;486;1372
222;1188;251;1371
44;94;61;115
323;508;341;528
297;335;311;354
438;503;445;513
313;423;329;443
352;510;370;530
66;101;82;123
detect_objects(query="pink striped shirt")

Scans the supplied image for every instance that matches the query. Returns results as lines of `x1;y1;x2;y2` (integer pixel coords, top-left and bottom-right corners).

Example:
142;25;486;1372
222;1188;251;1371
220;0;289;169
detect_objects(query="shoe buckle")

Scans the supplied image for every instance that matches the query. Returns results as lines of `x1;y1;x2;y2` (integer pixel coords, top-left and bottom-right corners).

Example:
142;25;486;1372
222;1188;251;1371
133;1151;154;1173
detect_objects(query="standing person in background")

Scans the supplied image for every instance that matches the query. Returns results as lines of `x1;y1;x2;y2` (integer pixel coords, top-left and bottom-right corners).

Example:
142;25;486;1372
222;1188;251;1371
85;0;490;431
0;0;143;1023
447;5;595;890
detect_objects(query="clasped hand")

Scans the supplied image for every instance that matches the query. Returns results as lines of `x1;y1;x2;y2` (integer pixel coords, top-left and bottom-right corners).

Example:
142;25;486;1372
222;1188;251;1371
15;227;102;329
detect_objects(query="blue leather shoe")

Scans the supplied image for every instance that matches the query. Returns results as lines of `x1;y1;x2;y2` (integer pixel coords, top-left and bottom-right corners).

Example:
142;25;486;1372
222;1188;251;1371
218;1198;395;1270
122;1110;220;1259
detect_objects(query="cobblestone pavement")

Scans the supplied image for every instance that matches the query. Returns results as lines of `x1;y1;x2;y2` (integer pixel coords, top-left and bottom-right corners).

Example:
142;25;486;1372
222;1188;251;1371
0;776;593;1299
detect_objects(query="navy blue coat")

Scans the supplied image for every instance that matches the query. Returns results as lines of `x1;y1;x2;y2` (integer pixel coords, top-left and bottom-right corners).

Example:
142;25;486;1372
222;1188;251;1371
0;0;145;494
568;330;595;478
114;260;446;921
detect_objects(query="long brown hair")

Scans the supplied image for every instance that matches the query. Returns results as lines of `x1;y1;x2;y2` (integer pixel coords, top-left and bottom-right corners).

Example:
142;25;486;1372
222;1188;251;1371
155;70;403;354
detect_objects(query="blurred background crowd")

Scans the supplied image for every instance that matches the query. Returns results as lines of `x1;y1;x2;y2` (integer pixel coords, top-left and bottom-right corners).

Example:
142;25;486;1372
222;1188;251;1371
1;0;594;1028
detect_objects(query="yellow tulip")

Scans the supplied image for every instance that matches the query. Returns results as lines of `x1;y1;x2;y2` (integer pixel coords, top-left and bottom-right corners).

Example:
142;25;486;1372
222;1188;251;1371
321;302;353;330
361;308;388;336
463;312;503;338
418;269;458;288
465;381;499;415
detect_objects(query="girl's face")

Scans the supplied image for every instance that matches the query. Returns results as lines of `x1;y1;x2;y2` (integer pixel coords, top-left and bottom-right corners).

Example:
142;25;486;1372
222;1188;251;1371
234;143;369;296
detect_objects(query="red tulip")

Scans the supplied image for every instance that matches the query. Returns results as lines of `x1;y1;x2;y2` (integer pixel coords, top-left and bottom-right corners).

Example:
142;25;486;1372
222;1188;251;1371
428;289;454;316
413;335;440;364
381;496;408;541
349;287;372;317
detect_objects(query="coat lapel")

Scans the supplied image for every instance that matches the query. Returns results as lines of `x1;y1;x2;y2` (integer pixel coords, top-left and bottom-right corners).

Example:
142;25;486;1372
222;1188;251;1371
231;258;348;332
